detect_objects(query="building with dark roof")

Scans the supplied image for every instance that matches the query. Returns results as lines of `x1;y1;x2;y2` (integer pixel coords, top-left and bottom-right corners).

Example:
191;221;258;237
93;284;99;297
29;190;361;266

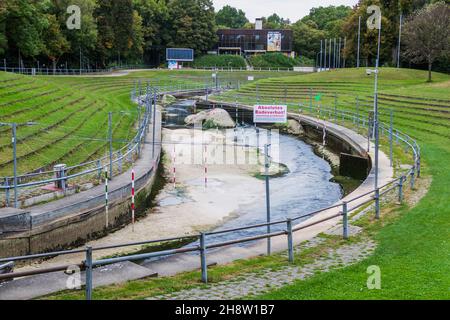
215;19;294;57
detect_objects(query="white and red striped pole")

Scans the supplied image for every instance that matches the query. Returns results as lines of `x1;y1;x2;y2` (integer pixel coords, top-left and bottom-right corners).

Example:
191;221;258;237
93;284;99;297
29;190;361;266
105;167;109;228
131;169;135;232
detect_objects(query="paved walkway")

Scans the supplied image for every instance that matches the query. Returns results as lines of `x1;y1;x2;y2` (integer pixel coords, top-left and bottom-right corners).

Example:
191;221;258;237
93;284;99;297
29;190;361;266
148;237;377;300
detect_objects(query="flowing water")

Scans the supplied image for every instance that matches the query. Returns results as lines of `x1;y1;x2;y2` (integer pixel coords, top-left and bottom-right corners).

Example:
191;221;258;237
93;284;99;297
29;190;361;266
159;99;343;245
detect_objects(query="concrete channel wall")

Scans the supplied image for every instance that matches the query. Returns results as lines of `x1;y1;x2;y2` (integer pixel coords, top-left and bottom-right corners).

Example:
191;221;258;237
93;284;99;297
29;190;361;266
0;112;162;258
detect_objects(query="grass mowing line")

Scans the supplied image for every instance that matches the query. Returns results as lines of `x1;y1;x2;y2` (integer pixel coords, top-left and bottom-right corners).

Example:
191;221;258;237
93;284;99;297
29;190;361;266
0;100;107;174
0;96;88;149
0;91;75;122
0;84;50;99
0;89;61;109
0;97;94;158
380;92;450;104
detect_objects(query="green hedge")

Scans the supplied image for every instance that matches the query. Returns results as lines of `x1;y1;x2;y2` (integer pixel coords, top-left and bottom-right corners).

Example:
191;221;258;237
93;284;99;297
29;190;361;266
249;53;314;68
192;55;247;68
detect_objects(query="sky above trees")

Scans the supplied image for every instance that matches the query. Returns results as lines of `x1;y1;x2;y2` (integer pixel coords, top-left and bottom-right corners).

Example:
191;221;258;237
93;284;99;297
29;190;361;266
212;0;359;21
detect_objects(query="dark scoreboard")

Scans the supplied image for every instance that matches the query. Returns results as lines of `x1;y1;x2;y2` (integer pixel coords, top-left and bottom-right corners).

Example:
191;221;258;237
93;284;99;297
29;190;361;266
166;48;194;62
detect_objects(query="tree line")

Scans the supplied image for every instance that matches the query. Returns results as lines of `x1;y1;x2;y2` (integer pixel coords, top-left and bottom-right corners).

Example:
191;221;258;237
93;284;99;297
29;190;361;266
0;0;217;69
216;1;449;73
0;0;448;72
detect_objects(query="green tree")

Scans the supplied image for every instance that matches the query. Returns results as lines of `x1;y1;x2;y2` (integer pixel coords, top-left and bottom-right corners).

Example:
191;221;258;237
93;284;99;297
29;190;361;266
95;0;144;66
402;1;450;81
0;1;7;56
302;5;352;30
265;14;290;29
342;0;397;66
290;5;352;61
133;0;170;54
42;13;70;72
215;5;248;29
292;20;326;59
341;0;437;67
3;0;48;59
50;0;98;68
167;0;217;54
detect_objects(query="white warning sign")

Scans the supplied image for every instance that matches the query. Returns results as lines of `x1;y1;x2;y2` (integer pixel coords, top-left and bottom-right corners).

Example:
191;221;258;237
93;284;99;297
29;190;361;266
253;105;288;124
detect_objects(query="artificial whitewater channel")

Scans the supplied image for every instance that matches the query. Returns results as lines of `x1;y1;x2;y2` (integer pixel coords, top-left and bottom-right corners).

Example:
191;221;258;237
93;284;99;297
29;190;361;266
155;98;343;247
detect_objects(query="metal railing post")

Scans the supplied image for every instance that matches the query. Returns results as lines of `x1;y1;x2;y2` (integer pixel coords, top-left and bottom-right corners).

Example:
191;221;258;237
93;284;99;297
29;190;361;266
287;218;294;263
309;88;313;113
410;169;415;190
334;94;338;123
200;233;208;283
342;202;349;240
417;158;421;178
264;144;272;256
12;123;18;208
389;110;394;167
118;151;123;174
375;188;381;219
398;176;404;204
5;178;10;207
85;246;93;300
97;160;102;180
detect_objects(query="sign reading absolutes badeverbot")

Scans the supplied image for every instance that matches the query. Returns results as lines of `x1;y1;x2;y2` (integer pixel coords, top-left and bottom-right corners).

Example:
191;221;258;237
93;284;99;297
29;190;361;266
254;105;288;124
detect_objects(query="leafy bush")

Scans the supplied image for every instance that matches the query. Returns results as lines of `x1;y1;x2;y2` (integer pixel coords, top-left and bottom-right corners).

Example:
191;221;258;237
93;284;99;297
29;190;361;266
192;55;247;68
249;53;315;68
296;55;315;67
249;53;297;68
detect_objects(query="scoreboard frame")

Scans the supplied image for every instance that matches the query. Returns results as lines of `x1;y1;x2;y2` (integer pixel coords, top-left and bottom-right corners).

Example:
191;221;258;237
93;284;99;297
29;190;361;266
166;48;194;62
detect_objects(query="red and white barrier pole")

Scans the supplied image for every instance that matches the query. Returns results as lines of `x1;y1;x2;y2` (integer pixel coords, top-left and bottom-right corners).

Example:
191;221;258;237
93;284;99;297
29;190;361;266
131;169;135;232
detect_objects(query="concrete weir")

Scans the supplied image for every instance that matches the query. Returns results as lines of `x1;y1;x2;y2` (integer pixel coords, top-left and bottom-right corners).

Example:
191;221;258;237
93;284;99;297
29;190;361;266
0;112;162;259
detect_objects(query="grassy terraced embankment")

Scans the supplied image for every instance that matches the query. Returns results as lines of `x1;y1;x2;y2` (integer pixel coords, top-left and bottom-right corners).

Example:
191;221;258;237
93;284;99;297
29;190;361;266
211;68;450;299
0;72;138;178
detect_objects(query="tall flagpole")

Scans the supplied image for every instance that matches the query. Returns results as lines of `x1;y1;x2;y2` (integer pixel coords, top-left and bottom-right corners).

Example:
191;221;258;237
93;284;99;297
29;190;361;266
397;13;403;68
357;16;361;68
374;15;382;192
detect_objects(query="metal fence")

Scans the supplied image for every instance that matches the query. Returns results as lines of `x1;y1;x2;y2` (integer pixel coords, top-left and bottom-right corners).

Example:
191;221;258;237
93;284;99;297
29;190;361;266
0;65;153;76
0;90;420;300
190;67;303;72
